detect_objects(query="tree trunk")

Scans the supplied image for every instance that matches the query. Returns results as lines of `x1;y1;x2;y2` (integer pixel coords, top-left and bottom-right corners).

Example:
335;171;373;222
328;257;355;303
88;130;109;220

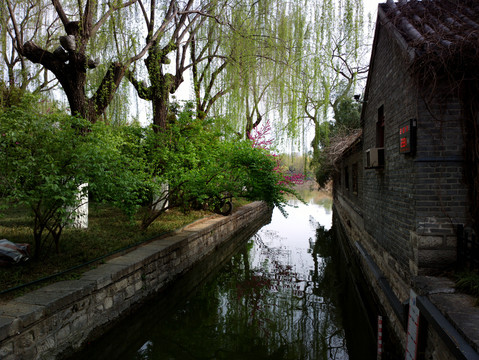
145;44;183;132
152;78;171;131
21;36;125;124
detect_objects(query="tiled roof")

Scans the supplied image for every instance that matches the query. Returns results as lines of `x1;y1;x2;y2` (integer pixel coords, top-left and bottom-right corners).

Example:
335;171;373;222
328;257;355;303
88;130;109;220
331;129;362;165
380;0;479;57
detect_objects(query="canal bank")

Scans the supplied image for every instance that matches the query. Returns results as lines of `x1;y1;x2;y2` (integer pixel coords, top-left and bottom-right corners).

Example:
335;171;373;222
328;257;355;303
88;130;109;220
68;192;378;359
0;201;272;360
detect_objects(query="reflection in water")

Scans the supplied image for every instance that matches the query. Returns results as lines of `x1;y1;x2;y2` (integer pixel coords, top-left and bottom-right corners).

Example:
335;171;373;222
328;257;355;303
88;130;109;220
71;191;374;359
234;198;346;359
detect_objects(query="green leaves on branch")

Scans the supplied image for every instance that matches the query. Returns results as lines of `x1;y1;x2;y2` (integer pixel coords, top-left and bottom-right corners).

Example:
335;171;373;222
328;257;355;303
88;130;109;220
0;94;145;257
0;97;299;257
138;106;298;228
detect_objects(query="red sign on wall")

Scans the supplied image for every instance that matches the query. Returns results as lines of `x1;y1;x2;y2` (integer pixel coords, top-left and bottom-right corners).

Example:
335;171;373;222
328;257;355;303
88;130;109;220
399;119;416;154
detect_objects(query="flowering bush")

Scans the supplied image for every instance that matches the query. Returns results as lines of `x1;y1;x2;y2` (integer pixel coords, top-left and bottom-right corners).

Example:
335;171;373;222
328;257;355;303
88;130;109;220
248;120;305;189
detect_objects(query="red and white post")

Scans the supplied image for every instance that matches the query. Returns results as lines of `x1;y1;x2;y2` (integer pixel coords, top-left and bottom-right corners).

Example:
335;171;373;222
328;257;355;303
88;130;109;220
377;315;383;360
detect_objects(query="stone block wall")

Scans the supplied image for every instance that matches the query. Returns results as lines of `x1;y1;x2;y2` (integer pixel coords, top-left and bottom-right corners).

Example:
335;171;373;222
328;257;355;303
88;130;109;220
336;141;363;217
334;202;479;359
0;201;270;360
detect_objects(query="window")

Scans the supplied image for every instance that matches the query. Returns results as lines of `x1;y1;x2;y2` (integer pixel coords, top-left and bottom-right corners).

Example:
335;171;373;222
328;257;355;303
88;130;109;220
377;105;385;148
344;166;349;190
352;163;358;195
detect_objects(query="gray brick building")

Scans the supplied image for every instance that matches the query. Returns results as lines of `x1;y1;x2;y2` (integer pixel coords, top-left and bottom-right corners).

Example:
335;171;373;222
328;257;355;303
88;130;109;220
333;1;479;357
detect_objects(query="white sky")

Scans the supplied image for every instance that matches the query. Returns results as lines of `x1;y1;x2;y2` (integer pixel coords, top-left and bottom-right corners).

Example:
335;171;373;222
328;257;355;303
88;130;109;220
364;0;382;19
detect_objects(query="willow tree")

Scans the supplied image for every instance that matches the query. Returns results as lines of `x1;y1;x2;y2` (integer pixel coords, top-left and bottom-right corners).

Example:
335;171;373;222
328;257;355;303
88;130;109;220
279;0;368;185
1;0;60;104
199;0;306;139
125;0;229;132
190;0;366;147
5;0;167;123
282;1;366;142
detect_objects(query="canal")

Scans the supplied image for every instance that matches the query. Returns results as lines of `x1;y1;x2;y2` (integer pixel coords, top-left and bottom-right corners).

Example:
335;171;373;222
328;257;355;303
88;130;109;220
70;189;376;359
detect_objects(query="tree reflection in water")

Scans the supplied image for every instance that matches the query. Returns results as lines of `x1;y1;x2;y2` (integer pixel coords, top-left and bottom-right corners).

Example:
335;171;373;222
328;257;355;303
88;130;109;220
215;224;349;360
135;212;350;359
71;197;375;360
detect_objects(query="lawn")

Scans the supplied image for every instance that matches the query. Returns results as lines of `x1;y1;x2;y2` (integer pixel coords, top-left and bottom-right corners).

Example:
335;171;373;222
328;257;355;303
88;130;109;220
0;202;216;300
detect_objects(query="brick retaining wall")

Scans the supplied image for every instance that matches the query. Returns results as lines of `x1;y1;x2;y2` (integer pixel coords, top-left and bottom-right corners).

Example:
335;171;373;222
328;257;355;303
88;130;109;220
0;201;270;360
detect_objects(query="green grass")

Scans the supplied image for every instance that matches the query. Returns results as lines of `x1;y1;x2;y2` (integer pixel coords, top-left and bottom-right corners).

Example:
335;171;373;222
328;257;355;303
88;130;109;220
455;271;479;306
0;202;219;300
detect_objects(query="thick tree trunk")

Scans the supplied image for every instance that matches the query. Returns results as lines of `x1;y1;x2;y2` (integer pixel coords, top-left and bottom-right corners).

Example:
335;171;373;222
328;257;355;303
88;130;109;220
62;69;90;119
145;44;183;132
22;35;125;124
151;72;172;131
149;73;183;132
152;92;170;131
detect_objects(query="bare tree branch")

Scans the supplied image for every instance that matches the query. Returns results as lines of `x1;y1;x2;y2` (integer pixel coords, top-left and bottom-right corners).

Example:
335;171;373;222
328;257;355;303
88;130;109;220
51;0;69;29
91;0;138;38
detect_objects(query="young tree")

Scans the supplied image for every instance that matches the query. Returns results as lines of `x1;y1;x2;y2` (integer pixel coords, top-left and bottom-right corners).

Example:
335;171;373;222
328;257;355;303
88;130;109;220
0;95;145;257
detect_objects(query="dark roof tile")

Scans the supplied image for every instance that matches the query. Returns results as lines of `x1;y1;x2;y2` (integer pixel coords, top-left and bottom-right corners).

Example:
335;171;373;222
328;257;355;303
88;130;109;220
380;0;479;56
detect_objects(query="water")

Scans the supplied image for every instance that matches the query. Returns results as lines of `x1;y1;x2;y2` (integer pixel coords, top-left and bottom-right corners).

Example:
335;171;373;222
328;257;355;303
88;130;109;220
71;190;376;359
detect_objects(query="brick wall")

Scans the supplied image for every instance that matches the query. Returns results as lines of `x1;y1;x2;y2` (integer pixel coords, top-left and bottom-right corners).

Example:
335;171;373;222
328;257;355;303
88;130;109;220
336;141;363;217
361;23;469;277
362;24;418;278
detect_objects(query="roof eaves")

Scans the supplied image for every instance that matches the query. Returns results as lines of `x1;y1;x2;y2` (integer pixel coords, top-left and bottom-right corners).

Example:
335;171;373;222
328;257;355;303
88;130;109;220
379;2;416;62
332;129;363;165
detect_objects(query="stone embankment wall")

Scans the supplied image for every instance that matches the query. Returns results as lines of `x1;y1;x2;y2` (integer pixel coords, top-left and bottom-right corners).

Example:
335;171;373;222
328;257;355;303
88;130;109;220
0;201;270;360
334;199;479;360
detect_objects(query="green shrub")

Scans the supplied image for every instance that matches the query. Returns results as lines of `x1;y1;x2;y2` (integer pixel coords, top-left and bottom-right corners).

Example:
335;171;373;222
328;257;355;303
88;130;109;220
455;271;479;305
0;94;146;257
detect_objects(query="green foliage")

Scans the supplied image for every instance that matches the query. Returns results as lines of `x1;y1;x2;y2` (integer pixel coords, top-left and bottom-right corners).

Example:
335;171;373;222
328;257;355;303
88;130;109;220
332;96;361;134
189;0;367;151
0;95;299;256
311;96;361;188
0;82;25;109
312;151;333;189
455;271;479;305
0;94;145;257
137;106;299;228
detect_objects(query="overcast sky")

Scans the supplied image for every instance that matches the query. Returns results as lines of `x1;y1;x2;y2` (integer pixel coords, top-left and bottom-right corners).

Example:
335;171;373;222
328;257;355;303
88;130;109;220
364;0;383;19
